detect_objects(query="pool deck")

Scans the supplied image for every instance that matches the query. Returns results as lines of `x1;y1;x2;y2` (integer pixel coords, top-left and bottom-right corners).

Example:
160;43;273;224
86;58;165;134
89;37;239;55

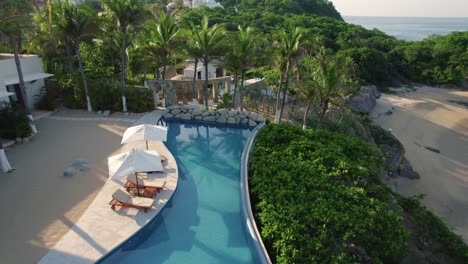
39;111;178;264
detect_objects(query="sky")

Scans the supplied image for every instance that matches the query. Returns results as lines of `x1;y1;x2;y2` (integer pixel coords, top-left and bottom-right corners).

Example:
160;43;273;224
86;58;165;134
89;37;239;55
330;0;468;17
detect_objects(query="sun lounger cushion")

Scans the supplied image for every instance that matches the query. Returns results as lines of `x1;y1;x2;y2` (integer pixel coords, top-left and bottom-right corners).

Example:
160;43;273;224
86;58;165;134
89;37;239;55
112;189;154;208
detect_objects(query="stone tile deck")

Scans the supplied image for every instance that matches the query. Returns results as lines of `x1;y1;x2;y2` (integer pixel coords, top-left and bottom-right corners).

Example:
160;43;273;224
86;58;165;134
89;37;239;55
39;111;178;264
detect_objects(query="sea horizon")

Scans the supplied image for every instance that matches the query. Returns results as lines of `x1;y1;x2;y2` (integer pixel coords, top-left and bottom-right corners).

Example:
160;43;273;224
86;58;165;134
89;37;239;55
343;16;468;41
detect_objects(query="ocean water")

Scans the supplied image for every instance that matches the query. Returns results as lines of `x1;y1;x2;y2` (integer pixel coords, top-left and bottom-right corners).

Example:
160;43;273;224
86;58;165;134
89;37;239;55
344;16;468;41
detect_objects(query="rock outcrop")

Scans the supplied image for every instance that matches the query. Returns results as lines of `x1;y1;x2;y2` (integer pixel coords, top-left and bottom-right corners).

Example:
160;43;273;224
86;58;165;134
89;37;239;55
163;105;264;127
348;85;381;114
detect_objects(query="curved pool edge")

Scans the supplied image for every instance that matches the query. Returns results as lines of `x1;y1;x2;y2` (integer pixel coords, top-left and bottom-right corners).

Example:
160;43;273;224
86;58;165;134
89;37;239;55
38;111;179;264
240;122;272;264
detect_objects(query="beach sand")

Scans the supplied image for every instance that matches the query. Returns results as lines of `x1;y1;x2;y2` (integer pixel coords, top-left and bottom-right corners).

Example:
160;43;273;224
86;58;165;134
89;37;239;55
370;86;468;242
0;112;140;263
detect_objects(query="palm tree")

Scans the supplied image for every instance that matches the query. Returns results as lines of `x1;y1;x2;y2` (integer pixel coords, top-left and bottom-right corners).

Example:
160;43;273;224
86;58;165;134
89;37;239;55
143;12;182;80
0;0;38;133
184;26;203;104
307;47;356;129
188;16;226;108
233;26;256;111
57;1;97;112
274;27;302;123
103;0;145;112
223;51;241;108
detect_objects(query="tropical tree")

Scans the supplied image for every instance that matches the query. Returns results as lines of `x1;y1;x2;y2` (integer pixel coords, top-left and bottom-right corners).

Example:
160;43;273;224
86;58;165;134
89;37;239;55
188;16;226;108
103;0;145;112
307;47;357;129
56;1;97;112
143;12;182;80
274;27;302;123
232;26;256;111
0;0;37;132
223;51;241;108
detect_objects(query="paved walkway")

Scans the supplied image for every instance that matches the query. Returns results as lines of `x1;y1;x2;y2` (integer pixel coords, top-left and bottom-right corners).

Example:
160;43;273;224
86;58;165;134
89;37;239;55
39;111;179;264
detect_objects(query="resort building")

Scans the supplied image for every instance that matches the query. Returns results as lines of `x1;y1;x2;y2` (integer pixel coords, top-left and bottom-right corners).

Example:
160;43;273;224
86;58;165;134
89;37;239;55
183;0;222;8
0;54;53;110
181;61;226;81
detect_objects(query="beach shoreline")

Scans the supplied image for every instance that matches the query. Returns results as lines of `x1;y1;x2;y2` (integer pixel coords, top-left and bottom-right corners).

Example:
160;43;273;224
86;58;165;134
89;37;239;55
370;85;468;242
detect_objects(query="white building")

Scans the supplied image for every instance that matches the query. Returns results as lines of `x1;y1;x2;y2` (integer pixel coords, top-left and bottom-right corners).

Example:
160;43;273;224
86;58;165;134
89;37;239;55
182;61;226;80
0;54;53;110
183;0;222;8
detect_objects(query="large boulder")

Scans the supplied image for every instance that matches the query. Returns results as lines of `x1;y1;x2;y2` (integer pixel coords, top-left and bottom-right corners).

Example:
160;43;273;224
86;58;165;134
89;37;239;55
216;116;227;123
171;109;181;115
217;108;228;116
227;117;236;124
369;124;404;172
192;108;203;116
348;85;381;114
179;113;192;120
203;116;216;122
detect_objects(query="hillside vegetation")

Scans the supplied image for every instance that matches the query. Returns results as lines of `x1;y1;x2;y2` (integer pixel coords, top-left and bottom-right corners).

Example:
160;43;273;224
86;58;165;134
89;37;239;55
249;124;468;263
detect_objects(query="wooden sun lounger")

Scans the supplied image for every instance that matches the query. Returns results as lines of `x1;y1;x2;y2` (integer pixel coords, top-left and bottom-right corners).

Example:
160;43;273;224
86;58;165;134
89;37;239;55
109;189;154;213
124;175;166;194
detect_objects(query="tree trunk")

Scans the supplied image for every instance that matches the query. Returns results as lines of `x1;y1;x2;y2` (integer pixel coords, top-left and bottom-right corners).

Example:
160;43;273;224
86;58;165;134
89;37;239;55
192;58;198;104
239;67;246;111
121;26;127;112
11;37;37;134
274;73;284;123
302;102;311;130
76;43;92;112
278;61;291;123
204;60;209;108
162;54;167;80
317;99;329;129
64;39;76;97
231;73;238;109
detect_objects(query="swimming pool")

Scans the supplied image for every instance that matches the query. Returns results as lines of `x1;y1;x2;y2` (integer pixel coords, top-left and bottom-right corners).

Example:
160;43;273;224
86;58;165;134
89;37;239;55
99;122;261;263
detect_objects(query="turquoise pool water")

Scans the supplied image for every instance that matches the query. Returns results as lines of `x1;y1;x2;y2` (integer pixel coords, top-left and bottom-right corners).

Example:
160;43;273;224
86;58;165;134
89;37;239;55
100;122;260;263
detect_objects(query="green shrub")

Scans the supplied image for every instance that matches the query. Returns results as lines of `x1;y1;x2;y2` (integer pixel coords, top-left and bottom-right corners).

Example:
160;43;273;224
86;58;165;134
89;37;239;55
125;85;153;113
0;103;32;139
399;195;468;262
249;124;410;263
217;93;232;110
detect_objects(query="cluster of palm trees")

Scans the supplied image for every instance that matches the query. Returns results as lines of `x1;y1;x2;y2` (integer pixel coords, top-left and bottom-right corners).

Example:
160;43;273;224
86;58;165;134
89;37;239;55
2;0;355;130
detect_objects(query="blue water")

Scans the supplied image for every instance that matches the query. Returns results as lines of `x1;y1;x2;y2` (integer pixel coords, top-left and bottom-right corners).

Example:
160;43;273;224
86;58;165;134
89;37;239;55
101;122;259;263
344;16;468;41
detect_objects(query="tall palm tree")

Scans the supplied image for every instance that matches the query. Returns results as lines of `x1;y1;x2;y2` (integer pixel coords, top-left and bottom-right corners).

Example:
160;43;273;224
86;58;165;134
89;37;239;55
307;47;356;129
184;26;203;104
274;27;302;123
0;0;37;133
223;51;241;108
103;0;145;112
188;16;226;108
143;12;182;80
233;26;255;111
57;1;97;112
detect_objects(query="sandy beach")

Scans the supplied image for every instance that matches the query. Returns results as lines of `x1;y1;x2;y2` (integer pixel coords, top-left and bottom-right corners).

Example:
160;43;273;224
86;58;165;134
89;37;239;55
370;86;468;242
0;111;141;263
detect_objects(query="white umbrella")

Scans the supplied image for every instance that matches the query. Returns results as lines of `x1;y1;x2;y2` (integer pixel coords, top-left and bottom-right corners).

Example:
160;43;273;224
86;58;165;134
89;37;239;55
121;124;168;150
108;149;163;196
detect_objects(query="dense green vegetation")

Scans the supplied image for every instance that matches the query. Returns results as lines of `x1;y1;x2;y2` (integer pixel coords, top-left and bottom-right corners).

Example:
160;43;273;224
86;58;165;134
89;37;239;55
249;124;468;263
0;103;32;139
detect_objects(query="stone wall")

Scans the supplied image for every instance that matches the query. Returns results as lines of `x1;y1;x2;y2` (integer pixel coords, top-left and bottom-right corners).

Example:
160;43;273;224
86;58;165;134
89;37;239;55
163;105;264;127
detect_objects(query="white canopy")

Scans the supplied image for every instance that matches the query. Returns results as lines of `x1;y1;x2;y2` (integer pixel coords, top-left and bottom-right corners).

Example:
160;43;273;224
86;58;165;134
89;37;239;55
108;149;163;182
3;72;53;85
121;124;168;145
0;91;14;99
